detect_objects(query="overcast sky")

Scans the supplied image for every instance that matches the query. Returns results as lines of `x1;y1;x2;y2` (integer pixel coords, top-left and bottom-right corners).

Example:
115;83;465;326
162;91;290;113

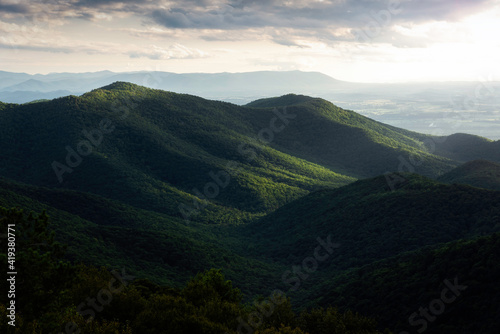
1;0;499;82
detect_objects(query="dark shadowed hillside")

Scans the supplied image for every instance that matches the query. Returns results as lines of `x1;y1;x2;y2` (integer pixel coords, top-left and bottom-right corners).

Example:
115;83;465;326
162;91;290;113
438;159;500;191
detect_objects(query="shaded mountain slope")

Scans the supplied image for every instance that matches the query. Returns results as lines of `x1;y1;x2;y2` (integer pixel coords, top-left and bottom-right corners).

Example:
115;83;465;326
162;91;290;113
433;133;500;162
0;176;282;294
313;232;500;334
438;159;500;191
243;173;500;271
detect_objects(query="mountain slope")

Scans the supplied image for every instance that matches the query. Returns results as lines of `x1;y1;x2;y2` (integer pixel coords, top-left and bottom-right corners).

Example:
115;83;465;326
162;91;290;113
313;232;500;334
438;159;500;191
2;83;498;224
0;83;360;223
243;173;500;270
0;176;283;294
246;95;458;177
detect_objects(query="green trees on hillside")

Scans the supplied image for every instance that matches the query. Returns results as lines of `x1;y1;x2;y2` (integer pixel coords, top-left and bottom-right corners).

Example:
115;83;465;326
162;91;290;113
0;206;386;334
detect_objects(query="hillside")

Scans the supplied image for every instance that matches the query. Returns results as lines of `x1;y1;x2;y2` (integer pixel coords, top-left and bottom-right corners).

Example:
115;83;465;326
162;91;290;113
235;173;500;333
242;173;500;271
0;82;481;225
245;95;460;178
0;83;360;223
438;159;500;191
0;204;388;334
0;176;283;294
4;171;500;333
313;232;500;334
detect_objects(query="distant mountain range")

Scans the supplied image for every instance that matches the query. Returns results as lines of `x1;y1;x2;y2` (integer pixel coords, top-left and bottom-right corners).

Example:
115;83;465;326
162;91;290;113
1;83;500;333
0;70;344;104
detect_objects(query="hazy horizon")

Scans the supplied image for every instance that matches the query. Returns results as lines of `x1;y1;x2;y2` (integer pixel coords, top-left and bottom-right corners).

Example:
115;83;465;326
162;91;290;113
2;68;499;85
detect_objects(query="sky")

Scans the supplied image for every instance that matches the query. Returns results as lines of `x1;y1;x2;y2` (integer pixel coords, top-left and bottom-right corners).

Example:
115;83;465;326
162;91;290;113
1;0;500;82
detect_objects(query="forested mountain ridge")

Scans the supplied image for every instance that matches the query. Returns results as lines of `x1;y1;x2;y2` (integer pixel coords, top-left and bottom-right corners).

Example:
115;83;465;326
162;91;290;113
1;82;500;333
1;81;498;223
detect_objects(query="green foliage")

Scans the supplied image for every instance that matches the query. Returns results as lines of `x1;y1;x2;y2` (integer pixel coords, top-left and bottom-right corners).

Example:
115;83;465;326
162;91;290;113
1;82;497;226
183;269;242;305
255;325;308;334
0;176;283;296
298;307;384;334
244;96;461;178
433;133;500;162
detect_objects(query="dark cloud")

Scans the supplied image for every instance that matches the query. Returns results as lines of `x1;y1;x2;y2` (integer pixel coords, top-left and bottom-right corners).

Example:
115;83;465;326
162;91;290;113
151;5;272;30
151;8;195;29
1;0;494;28
0;2;30;14
0;0;495;47
148;0;495;33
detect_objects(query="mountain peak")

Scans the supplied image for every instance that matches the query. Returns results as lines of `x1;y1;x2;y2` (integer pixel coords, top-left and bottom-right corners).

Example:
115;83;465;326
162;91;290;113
246;94;316;108
98;81;143;91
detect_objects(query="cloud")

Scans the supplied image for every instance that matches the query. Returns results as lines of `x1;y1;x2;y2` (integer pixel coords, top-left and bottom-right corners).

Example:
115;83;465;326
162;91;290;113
129;43;209;60
144;0;497;50
0;40;73;53
1;0;495;31
149;0;495;30
0;0;497;58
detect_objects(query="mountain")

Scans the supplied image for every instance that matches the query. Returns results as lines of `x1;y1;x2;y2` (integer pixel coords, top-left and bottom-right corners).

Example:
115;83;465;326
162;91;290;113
1;83;500;333
2;78;63;92
245;94;459;178
2;70;499;141
438;159;500;191
0;70;32;90
3;170;500;333
1;83;499;222
0;83;361;223
0;89;74;104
